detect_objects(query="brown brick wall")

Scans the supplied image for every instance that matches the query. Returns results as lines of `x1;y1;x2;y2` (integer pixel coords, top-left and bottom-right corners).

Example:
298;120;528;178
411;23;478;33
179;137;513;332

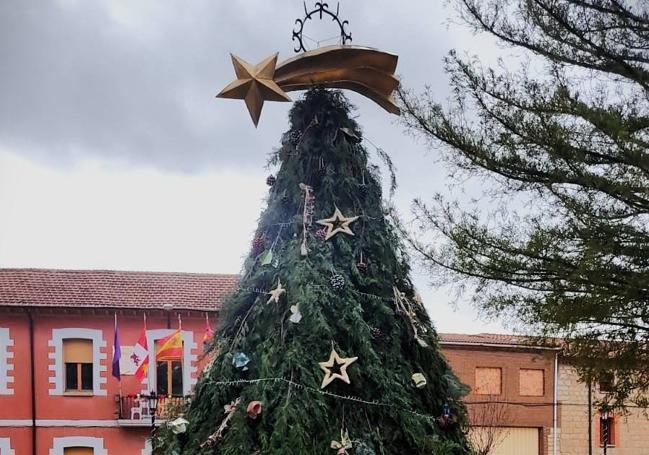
441;344;558;454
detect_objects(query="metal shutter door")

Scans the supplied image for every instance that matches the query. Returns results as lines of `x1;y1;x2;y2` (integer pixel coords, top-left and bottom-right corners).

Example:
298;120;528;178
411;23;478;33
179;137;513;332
493;427;539;455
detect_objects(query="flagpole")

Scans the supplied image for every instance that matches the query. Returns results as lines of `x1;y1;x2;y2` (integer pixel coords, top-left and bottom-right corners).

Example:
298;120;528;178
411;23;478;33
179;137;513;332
144;312;149;393
115;313;123;418
178;313;183;399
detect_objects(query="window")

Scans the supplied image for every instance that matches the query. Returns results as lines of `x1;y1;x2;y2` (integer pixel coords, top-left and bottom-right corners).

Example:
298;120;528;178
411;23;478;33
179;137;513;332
599;372;614;393
475;367;502;395
600;413;616;446
63;339;93;393
519;369;544;396
63;448;93;455
155;339;182;397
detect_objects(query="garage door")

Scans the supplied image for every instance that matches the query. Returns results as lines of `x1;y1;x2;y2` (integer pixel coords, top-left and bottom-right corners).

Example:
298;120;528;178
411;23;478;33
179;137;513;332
469;426;539;455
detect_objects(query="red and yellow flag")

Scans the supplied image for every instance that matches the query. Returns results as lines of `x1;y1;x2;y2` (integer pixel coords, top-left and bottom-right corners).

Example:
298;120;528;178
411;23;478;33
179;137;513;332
156;330;183;360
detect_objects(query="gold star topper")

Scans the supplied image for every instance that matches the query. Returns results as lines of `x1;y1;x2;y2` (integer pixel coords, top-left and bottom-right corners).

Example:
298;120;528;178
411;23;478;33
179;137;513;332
217;53;291;127
319;348;358;389
267;279;286;304
316;207;359;240
217;45;401;127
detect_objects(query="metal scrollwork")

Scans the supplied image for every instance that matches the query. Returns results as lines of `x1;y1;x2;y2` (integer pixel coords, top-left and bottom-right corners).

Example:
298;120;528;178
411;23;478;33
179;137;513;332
292;2;352;53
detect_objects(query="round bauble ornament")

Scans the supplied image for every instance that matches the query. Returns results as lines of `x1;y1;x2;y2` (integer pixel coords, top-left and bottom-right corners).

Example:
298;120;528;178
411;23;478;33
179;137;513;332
266;175;277;187
330;274;345;291
246;401;263;419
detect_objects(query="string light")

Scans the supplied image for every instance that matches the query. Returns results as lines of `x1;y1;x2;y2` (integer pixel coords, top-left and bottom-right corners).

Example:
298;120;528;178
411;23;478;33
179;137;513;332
204;377;441;422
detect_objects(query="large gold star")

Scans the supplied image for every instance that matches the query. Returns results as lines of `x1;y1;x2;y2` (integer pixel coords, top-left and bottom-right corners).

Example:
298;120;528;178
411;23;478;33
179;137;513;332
316;207;359;240
319;348;358;389
217;53;291;127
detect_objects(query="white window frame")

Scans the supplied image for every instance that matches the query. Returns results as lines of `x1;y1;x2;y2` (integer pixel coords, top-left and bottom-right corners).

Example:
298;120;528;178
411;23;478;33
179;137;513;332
143;329;197;396
48;328;107;396
0;328;14;395
0;437;15;455
50;436;107;455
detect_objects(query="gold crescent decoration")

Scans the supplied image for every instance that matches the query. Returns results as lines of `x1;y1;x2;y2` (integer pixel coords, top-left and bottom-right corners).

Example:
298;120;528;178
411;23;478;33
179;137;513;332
217;45;400;127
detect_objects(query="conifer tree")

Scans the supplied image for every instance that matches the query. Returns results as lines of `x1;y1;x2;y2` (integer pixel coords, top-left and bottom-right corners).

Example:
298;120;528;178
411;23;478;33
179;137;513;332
155;88;470;454
397;0;649;409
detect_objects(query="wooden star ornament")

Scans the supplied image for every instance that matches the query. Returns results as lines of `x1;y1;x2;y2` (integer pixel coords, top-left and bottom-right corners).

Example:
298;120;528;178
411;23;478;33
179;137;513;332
267;279;286;304
319;348;358;389
217;53;291;127
316;207;359;240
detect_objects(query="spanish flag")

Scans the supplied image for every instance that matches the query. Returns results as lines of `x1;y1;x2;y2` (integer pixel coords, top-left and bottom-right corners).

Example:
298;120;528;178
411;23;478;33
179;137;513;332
156;329;183;361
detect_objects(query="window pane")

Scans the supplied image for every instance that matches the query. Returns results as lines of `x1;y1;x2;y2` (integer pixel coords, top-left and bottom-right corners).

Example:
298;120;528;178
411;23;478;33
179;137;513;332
599;373;614;393
65;363;78;390
156;361;169;396
81;363;93;390
171;360;183;396
520;369;544;396
475;367;502;395
600;415;615;446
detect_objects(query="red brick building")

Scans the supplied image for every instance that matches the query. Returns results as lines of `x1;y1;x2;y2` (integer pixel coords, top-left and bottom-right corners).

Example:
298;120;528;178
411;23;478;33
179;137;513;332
0;269;236;455
439;333;561;455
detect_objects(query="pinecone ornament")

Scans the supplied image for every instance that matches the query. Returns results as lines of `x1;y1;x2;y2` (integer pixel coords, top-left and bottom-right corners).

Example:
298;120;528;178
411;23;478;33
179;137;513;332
318;164;328;177
289;130;302;145
330;274;345;291
357;261;368;275
251;235;265;255
370;326;384;340
359;184;369;198
266;175;277;187
281;193;290;206
315;228;328;241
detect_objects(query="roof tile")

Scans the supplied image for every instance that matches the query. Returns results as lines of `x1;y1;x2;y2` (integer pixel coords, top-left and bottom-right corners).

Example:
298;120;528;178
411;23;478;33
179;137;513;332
0;268;239;311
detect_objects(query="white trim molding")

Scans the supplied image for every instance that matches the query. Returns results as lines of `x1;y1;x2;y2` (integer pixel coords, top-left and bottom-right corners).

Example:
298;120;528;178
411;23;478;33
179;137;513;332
0;437;15;455
0;328;15;395
50;436;107;455
48;328;107;396
144;329;197;396
142;439;152;455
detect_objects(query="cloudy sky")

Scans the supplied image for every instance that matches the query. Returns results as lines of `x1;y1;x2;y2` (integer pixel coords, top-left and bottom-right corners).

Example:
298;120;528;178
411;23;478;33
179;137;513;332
0;0;508;333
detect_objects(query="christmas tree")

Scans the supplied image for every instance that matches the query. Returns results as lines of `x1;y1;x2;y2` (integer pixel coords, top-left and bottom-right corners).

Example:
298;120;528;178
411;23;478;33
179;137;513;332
155;88;470;454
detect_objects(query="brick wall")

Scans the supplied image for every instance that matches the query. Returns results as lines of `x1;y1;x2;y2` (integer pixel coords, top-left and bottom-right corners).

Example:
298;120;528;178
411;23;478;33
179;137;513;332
442;345;557;454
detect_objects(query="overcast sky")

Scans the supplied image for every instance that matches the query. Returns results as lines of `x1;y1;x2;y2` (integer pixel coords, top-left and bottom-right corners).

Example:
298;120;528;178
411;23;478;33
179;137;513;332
0;0;509;334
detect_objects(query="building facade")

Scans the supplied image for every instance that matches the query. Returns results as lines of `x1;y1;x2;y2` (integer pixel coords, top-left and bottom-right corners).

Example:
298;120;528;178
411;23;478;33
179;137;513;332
440;333;560;455
2;269;648;454
440;333;649;455
0;268;236;455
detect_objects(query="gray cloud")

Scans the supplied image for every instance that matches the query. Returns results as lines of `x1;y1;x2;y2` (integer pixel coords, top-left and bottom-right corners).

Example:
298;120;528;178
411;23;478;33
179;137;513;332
0;0;471;174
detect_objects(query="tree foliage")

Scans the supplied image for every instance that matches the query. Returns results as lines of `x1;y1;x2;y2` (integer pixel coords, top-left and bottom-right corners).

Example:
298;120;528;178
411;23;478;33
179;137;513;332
155;89;471;454
398;0;649;409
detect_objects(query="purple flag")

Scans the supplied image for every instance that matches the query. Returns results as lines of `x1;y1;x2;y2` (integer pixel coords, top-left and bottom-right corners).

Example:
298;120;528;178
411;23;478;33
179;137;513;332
112;314;121;380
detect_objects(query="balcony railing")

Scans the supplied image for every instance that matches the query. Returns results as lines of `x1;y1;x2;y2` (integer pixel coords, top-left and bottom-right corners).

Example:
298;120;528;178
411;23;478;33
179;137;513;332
116;394;190;426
